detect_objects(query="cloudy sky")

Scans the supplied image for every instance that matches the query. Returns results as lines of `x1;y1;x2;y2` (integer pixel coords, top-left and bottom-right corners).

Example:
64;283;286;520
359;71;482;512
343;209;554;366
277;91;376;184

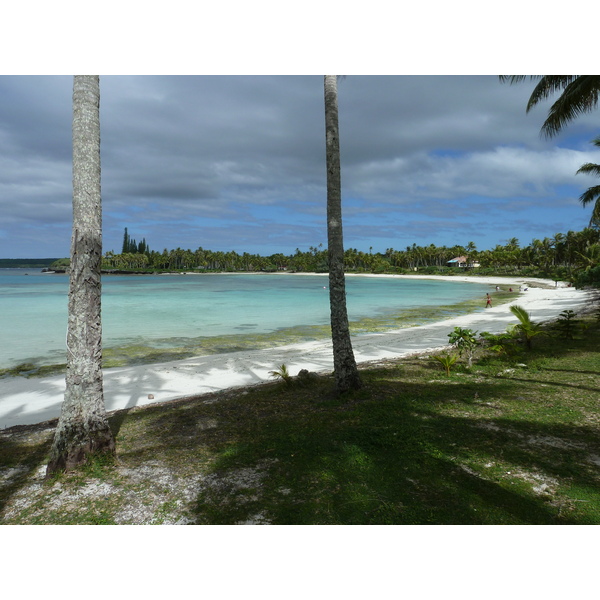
1;74;599;259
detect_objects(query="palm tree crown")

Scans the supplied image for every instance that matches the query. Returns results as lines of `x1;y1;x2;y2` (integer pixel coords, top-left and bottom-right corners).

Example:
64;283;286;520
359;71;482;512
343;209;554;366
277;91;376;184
502;75;600;227
576;136;600;227
501;75;600;138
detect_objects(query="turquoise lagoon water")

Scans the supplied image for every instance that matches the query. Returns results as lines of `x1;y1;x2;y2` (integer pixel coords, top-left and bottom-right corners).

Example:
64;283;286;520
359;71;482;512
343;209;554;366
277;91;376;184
0;269;489;369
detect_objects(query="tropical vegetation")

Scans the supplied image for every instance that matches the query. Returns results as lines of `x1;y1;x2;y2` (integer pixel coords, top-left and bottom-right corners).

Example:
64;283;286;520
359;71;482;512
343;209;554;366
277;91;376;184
500;76;600;138
501;76;600;233
508;305;547;350
49;226;600;286
576;136;600;228
0;258;61;268
448;326;478;368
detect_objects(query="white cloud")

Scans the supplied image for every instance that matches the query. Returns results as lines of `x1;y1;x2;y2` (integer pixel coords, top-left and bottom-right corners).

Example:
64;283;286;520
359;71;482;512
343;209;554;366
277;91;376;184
346;146;600;204
1;75;598;257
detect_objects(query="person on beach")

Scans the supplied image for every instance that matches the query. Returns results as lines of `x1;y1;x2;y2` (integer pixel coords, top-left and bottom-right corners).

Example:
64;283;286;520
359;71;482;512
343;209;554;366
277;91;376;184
486;293;492;308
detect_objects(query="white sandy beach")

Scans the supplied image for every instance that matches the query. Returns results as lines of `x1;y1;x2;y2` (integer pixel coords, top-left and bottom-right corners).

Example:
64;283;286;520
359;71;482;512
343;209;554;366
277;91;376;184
0;275;595;429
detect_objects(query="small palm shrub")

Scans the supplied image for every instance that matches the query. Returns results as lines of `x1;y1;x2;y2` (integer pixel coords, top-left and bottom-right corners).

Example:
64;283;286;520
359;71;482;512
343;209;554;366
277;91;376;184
509;304;547;350
432;353;459;376
269;363;293;385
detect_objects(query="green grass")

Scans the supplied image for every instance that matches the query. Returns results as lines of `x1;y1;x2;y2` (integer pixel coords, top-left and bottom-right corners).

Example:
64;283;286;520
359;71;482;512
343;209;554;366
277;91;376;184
1;310;598;524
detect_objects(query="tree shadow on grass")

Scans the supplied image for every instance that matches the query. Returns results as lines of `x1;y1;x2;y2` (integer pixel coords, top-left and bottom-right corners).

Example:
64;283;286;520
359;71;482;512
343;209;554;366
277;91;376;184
133;372;600;525
541;367;600;377
484;375;600;394
190;418;597;524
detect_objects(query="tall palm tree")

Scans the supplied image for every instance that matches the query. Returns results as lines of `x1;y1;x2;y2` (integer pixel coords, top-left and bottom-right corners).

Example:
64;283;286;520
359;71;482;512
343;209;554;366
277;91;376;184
574;243;600;274
576;136;600;227
500;76;600;138
47;76;115;475
324;75;362;392
501;76;600;226
465;241;477;259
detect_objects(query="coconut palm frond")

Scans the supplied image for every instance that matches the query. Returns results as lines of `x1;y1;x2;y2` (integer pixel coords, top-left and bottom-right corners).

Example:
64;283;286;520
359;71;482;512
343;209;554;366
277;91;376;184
509;304;532;326
509;304;547;349
577;163;600;177
541;76;600;138
575;244;600;268
525;75;578;110
578;184;600;206
499;75;539;84
590;202;600;228
501;75;600;137
590;136;600;148
269;363;292;385
576;133;600;223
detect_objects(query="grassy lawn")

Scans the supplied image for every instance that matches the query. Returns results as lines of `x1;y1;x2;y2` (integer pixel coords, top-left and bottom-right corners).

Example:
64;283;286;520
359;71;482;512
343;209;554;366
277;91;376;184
1;309;599;525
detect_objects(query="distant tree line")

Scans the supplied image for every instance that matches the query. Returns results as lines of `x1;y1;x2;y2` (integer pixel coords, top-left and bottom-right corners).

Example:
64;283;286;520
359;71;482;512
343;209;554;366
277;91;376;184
62;226;600;287
0;258;61;268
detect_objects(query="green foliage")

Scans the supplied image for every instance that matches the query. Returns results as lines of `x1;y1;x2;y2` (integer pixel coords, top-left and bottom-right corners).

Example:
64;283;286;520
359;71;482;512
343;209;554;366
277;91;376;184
575;137;600;228
50;258;70;268
509;305;547;350
552;310;580;339
0;258;63;268
121;227;149;255
479;331;518;356
93;225;600;276
432;352;459;376
269;363;293;385
448;326;478;367
575;264;600;288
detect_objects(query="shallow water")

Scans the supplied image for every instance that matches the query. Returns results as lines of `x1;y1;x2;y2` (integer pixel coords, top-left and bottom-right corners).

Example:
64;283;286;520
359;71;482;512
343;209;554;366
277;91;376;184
0;270;489;369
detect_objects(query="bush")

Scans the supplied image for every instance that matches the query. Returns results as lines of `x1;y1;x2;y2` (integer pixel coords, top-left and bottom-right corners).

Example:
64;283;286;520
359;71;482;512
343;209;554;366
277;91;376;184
448;327;478;368
479;331;519;356
552;310;580;339
575;265;600;288
50;258;70;268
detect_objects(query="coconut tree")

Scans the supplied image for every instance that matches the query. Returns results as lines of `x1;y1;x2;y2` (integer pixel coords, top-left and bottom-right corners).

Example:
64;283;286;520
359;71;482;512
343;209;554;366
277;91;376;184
502;76;600;226
500;76;600;138
574;243;600;273
46;76;115;475
324;75;362;392
576;136;600;227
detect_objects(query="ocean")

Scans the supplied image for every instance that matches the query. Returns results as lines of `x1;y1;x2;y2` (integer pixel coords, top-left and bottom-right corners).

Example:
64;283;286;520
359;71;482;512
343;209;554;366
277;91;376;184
0;269;489;370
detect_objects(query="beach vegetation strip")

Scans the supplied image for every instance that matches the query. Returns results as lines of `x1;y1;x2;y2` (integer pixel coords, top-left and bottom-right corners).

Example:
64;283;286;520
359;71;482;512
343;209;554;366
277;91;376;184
1;310;598;525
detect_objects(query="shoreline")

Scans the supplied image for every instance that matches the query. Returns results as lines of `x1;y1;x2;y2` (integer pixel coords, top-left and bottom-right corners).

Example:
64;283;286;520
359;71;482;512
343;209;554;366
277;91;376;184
0;275;594;430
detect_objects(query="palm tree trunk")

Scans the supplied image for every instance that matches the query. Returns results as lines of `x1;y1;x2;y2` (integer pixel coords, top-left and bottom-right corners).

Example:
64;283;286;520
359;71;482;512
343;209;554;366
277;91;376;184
47;76;115;475
324;75;361;392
